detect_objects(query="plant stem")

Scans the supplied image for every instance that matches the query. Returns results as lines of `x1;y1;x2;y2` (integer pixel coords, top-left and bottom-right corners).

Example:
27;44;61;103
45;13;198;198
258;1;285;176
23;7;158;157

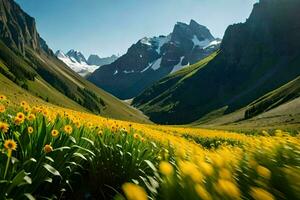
3;151;11;179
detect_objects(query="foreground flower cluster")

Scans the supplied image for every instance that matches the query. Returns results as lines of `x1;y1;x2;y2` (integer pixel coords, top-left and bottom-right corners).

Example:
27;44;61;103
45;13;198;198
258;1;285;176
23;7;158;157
0;94;299;200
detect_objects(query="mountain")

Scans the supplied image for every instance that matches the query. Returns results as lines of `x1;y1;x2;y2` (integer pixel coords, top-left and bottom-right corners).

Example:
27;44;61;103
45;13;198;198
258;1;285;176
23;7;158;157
87;54;118;66
0;0;149;123
133;0;300;124
55;50;99;76
87;20;221;99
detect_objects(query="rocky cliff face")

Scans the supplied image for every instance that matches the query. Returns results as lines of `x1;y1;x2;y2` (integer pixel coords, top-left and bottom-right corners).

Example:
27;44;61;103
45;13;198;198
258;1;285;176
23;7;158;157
88;20;220;99
0;0;41;55
133;0;300;124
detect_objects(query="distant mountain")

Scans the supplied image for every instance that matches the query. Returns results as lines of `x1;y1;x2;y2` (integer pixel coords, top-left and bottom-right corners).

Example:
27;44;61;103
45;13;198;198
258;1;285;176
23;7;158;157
66;49;88;63
88;20;221;99
87;54;118;66
0;0;149;123
56;50;118;77
55;50;99;76
133;0;300;124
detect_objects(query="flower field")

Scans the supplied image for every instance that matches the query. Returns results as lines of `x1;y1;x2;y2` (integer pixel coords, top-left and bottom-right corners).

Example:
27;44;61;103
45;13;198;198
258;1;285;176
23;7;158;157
0;94;300;200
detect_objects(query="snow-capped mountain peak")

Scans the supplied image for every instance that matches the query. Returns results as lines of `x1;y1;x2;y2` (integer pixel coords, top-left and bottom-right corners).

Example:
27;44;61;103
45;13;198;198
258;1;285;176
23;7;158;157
66;49;87;64
55;50;98;77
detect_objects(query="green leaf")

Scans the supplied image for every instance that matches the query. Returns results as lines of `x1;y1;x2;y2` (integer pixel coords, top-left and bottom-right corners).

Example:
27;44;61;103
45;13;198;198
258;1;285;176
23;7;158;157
144;160;157;172
24;193;36;200
81;137;94;146
45;156;54;163
73;152;87;161
43;163;61;177
7;170;31;194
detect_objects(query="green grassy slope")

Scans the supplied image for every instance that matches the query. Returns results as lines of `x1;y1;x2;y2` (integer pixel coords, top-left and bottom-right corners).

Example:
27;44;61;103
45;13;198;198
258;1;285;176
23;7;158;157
196;76;300;130
133;52;218;116
0;43;150;123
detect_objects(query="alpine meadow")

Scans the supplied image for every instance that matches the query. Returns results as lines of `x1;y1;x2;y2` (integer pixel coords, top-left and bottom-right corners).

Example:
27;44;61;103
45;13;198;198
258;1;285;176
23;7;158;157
0;0;299;200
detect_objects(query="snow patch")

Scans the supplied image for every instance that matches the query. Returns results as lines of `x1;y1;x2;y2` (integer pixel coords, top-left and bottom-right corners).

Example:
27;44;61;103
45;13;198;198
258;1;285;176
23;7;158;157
204;40;221;49
123;70;135;74
192;35;210;48
171;57;186;73
140;37;152;46
151;58;162;71
152;34;171;54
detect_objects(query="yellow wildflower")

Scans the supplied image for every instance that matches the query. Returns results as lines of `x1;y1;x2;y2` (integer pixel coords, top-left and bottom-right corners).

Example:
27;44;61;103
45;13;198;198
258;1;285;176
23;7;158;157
250;187;275;200
122;183;148;200
51;129;59;137
257;165;271;179
216;179;240;199
28;127;34;134
64;125;73;135
199;161;214;176
195;184;212;200
159;161;174;176
0;122;9;133
4;139;17;151
219;168;232;180
27;113;36;121
44;144;53;153
0;104;5;113
20;101;28;107
179;161;203;183
0;95;7;101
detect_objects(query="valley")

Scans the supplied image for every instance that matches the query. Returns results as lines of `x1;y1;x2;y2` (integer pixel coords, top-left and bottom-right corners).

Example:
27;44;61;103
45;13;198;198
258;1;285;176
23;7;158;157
0;0;299;199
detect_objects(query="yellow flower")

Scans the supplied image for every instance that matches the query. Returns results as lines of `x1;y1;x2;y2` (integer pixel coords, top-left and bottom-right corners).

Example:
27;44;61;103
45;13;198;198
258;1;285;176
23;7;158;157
122;183;148;200
27;114;36;121
0;122;9;133
250;187;275;200
42;109;48;116
4;139;17;151
0;104;5;113
44;144;53;153
199;162;214;176
159;161;174;176
257;165;271;179
97;130;103;135
64;125;73;135
15;112;25;125
51;129;59;137
0;95;7;101
195;184;212;200
179;161;203;183
219;168;232;180
216;179;240;199
14;117;24;125
20;101;28;107
75;121;81;128
134;133;139;139
24;106;31;112
28;127;34;134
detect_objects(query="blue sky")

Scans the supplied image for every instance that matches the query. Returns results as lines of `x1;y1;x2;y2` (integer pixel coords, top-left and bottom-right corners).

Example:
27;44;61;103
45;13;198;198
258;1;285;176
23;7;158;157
16;0;257;57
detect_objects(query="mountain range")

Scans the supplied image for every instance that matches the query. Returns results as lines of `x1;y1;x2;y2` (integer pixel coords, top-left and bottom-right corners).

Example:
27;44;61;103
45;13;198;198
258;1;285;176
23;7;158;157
133;0;300;125
0;0;299;129
0;0;148;123
87;20;221;99
55;50;118;76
